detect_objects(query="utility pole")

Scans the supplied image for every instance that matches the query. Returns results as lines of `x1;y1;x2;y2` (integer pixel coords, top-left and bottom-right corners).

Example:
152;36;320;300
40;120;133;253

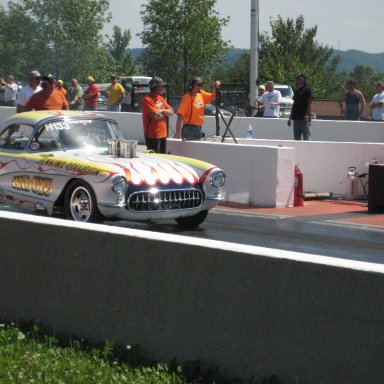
249;0;259;106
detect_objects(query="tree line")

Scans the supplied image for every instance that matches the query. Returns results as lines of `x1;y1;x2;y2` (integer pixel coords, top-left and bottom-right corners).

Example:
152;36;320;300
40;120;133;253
0;0;383;101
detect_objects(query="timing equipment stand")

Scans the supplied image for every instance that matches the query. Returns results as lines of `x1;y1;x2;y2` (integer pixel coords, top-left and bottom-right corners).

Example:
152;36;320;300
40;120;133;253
215;84;250;143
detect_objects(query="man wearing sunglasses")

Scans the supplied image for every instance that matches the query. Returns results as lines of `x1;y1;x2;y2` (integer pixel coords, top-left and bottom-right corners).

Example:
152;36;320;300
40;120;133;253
175;76;220;140
141;76;174;154
24;74;69;111
16;70;42;113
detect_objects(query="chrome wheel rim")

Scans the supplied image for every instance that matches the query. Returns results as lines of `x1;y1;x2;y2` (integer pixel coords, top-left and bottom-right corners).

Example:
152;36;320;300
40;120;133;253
69;186;92;221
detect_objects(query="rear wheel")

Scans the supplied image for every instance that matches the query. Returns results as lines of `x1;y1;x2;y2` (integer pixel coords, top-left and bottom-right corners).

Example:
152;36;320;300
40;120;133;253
175;210;208;228
65;180;102;222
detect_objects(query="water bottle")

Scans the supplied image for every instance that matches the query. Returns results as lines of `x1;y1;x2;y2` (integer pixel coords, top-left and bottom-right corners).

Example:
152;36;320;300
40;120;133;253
246;124;253;139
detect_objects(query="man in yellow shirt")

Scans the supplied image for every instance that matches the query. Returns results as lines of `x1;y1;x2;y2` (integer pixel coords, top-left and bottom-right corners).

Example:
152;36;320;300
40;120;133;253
56;79;67;96
175;76;220;140
106;74;125;112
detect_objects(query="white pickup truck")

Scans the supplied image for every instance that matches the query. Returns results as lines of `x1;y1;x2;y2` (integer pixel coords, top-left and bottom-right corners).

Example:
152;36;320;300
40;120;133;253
119;76;152;112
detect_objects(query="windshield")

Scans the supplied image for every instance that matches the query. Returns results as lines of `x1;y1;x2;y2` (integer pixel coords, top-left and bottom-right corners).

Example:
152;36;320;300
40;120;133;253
31;118;122;152
275;87;294;98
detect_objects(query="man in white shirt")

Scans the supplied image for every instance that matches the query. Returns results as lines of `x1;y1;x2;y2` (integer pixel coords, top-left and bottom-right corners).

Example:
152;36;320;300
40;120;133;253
256;81;282;118
0;75;18;107
370;81;384;121
16;70;42;113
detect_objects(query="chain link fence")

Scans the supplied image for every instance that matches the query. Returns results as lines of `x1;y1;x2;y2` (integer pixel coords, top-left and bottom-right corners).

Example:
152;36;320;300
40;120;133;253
126;83;376;122
312;100;374;121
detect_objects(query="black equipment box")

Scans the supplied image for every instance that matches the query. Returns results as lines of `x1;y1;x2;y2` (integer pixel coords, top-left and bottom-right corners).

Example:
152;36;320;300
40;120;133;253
368;164;384;212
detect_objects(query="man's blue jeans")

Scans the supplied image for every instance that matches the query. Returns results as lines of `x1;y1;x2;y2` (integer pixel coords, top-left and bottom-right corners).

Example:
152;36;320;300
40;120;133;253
107;103;121;112
293;119;311;141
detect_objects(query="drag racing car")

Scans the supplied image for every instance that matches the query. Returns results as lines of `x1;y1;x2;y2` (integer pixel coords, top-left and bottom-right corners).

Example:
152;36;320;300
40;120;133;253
0;111;225;227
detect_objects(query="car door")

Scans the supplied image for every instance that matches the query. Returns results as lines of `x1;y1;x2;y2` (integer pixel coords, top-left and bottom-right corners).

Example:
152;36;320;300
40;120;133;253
0;123;52;209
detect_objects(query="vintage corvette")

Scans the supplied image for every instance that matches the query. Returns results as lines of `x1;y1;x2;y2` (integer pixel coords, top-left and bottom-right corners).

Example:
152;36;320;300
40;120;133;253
0;111;225;227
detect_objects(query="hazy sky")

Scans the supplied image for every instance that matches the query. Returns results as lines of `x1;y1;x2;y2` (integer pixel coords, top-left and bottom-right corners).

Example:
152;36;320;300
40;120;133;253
0;0;381;53
105;0;382;53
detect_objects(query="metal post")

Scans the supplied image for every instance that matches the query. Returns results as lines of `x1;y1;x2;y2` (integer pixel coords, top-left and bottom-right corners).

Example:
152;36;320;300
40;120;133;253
249;0;259;106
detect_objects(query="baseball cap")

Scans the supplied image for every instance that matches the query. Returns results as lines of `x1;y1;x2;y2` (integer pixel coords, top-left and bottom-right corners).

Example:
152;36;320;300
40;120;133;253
57;79;63;85
296;73;307;80
374;81;384;87
28;70;41;79
87;76;95;82
149;76;166;90
42;74;55;83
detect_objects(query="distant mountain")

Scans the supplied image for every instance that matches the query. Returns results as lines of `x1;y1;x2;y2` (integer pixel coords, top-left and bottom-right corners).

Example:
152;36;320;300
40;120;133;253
332;49;384;73
127;47;248;63
128;48;384;73
129;48;145;60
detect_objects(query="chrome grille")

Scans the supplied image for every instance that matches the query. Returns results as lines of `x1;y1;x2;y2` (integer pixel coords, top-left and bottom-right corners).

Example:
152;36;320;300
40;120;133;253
127;189;203;212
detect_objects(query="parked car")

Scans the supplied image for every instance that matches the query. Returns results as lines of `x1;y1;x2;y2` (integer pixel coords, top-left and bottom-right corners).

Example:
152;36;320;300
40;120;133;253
204;104;232;118
0;111;225;227
274;84;294;117
95;83;109;111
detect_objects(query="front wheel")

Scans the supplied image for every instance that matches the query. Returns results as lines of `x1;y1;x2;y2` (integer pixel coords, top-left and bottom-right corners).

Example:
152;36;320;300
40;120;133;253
65;180;102;222
175;210;208;228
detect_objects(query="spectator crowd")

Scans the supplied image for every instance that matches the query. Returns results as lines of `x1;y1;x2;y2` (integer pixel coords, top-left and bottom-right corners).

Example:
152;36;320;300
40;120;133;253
0;69;383;150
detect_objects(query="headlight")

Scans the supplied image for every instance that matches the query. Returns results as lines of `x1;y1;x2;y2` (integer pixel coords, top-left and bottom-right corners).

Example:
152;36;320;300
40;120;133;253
210;170;225;187
112;175;128;194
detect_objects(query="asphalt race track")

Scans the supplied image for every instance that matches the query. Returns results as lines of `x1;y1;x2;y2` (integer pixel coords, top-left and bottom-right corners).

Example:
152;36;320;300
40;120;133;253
105;207;384;264
1;203;384;264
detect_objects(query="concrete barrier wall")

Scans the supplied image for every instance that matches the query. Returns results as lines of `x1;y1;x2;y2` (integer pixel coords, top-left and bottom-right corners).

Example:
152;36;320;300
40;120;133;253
168;138;384;198
167;140;295;207
238;139;384;197
107;113;384;144
1;211;384;384
202;115;384;143
1;107;384;143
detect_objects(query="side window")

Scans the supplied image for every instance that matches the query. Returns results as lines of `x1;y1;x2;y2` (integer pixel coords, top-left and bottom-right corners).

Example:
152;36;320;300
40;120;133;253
30;124;63;152
126;78;133;92
0;124;34;150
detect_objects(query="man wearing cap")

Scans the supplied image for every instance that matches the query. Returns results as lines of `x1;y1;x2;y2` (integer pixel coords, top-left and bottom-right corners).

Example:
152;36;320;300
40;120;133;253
370;81;384;121
83;76;99;111
66;78;84;110
254;84;265;117
105;74;125;112
175;76;220;140
141;76;174;154
24;75;69;111
56;80;67;96
288;73;313;140
256;81;282;118
16;71;42;113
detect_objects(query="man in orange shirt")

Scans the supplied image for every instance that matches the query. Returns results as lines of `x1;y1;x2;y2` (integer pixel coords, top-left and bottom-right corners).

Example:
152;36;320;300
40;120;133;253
175;76;220;140
141;77;174;154
24;74;69;111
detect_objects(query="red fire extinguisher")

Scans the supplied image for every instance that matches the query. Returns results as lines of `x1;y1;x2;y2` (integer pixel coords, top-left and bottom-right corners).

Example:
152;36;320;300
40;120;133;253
294;164;304;207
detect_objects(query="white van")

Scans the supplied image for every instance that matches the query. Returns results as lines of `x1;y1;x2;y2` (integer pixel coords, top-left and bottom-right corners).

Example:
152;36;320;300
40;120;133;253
119;76;152;112
119;76;152;111
274;84;294;117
